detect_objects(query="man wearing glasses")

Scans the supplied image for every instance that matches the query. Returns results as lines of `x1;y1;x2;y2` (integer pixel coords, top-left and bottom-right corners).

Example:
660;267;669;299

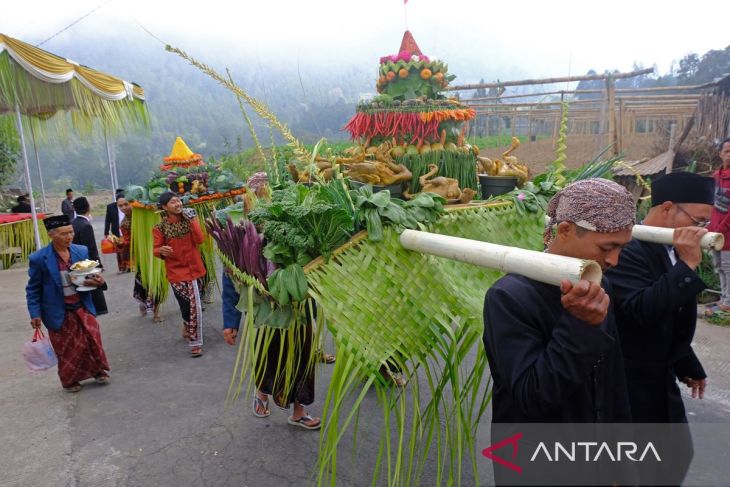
606;171;714;485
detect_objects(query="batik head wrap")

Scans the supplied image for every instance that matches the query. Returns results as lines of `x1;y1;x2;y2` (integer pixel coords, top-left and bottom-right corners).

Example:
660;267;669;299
544;178;635;245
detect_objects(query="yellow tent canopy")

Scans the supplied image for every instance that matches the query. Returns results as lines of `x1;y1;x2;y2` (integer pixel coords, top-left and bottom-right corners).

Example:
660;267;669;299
0;33;150;251
0;33;148;130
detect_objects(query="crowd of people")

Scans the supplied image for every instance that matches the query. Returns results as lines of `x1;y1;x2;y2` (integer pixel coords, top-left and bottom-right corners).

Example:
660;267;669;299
21;139;730;462
24;183;327;430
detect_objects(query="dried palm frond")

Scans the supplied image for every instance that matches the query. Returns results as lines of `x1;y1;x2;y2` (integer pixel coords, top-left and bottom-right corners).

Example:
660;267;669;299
165;45;310;164
225;68;269;172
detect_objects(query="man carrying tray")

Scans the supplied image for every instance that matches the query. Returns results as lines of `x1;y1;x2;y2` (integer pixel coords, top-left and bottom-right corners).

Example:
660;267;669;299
25;214;110;393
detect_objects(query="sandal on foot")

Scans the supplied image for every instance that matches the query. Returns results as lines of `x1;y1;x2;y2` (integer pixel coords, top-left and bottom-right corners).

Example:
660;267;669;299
139;303;148;316
94;373;111;384
288;414;321;430
64;383;82;393
390;374;407;388
190;347;203;357
320;352;336;364
252;395;270;418
705;304;721;317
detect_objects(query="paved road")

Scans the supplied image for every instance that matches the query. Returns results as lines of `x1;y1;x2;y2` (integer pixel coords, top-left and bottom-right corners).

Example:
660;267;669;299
2;224;730;486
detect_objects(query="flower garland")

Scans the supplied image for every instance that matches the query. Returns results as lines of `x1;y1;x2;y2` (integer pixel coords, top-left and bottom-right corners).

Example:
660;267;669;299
159;159;204;172
130;187;247;210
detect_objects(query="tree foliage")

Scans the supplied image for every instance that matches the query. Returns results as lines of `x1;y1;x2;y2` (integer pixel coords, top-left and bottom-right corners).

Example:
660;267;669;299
0;115;19;187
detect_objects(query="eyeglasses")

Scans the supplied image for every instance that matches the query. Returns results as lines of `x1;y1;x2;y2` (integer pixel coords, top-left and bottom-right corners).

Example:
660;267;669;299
676;205;710;228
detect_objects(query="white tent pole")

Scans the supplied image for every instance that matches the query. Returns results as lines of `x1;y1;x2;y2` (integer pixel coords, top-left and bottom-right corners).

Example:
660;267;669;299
110;137;119;191
14;105;42;250
104;125;116;199
28;121;48;213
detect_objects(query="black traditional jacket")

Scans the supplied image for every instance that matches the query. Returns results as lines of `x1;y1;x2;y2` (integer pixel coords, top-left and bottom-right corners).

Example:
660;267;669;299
483;274;632;423
606;239;706;423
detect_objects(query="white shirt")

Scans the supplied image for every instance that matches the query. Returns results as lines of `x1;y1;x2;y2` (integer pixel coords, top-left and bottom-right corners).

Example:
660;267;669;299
666;245;677;266
118;207;125;226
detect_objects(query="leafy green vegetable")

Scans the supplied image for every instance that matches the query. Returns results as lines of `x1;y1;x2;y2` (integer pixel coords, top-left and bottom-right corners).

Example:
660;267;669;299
250;181;354;265
350;185;446;241
267;264;308;305
124;185;147;203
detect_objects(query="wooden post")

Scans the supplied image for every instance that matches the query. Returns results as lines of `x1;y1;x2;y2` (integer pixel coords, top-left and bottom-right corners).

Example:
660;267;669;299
666;123;677;174
606;74;618;155
618;99;625;154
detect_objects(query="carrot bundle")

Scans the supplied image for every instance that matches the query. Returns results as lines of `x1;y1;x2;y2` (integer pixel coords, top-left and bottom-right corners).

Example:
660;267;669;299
343;109;473;145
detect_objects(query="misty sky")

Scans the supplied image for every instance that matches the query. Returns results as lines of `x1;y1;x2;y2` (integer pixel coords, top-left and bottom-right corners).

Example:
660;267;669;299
2;0;728;84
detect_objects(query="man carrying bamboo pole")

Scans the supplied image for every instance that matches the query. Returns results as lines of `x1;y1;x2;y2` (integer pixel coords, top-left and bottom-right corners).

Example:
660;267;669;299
483;178;635;424
606;172;714;485
482;179;636;484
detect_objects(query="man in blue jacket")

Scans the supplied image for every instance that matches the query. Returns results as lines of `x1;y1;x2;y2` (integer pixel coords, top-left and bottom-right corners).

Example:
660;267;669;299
26;215;110;393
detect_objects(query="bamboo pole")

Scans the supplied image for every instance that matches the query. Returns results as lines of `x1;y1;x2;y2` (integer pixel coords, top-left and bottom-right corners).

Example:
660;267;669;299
606;75;618;155
467;99;606;109
399;230;603;286
466;84;706;102
542;217;724;251
447;68;654;91
618;99;626;153
632;225;724;251
615;94;701;101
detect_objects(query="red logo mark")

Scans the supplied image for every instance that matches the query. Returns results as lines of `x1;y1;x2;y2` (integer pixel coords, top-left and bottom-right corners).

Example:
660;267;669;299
482;432;523;474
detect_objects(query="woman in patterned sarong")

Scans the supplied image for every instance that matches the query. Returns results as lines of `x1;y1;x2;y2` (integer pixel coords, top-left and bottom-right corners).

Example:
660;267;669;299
153;192;206;357
26;215;110;392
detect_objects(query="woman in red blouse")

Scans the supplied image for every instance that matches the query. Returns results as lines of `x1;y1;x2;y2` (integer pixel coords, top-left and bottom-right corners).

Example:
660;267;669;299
153;192;207;357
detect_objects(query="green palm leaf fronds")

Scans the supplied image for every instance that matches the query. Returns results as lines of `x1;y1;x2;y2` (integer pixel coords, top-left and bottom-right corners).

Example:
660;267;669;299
0;218;48;269
306;202;544;486
130;207;169;304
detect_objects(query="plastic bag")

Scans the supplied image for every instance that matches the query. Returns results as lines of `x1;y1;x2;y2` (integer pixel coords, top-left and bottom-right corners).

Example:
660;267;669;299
100;237;117;254
22;329;58;371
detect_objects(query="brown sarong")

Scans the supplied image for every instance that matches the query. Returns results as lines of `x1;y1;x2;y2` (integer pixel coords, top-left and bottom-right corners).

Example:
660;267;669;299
48;308;110;388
